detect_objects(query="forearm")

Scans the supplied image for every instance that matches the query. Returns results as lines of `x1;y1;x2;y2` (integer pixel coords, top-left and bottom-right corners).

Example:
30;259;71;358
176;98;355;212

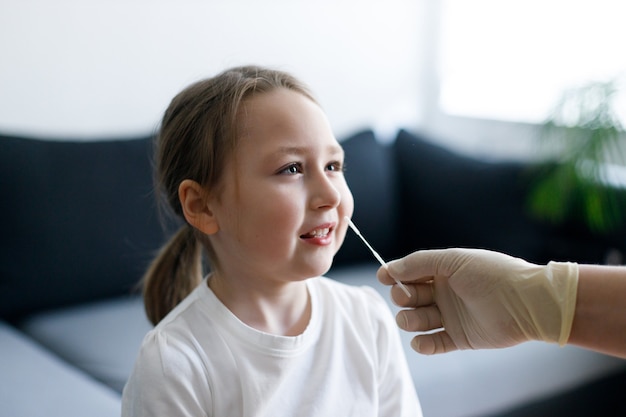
568;264;626;358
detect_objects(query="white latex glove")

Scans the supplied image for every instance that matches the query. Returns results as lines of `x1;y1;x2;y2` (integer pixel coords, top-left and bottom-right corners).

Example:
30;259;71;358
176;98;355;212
377;248;579;354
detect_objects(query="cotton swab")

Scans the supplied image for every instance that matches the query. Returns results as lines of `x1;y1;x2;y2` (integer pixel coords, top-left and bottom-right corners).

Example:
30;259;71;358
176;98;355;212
345;217;411;297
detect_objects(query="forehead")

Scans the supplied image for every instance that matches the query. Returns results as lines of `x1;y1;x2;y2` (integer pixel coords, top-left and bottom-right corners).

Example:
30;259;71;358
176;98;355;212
236;88;337;149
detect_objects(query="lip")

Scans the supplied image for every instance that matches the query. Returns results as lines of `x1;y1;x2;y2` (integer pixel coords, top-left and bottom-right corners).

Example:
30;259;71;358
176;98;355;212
300;222;336;245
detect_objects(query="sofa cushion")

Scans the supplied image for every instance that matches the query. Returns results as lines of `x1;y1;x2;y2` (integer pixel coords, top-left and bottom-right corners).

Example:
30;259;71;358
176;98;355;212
0;320;121;417
334;130;400;266
20;295;152;393
392;129;545;262
0;134;170;319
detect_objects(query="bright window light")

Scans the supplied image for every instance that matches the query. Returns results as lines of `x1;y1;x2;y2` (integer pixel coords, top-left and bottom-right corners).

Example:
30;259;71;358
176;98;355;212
439;0;626;123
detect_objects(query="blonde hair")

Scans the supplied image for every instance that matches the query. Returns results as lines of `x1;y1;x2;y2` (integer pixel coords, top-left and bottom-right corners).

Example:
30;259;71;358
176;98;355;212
143;65;316;325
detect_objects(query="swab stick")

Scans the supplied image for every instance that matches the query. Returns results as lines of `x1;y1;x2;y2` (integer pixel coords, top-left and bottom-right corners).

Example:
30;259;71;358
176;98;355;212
345;217;411;297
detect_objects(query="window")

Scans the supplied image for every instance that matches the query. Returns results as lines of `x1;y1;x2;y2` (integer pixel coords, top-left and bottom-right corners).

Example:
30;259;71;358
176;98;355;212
438;0;626;124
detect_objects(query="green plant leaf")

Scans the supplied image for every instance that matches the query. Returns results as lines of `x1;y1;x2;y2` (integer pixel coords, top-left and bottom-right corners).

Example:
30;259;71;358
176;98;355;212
527;75;626;233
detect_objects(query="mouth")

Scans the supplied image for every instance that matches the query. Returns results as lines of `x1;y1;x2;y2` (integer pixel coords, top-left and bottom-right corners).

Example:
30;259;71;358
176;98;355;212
300;223;334;239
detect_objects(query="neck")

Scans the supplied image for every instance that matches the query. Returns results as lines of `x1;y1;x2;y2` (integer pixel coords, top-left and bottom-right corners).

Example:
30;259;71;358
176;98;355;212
208;272;312;336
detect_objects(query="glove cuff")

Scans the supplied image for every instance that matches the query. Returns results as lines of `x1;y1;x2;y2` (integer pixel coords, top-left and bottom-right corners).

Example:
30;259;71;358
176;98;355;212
513;261;579;345
547;261;579;346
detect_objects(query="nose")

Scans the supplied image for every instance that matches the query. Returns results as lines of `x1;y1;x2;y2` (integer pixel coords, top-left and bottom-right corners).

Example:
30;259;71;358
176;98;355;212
309;171;341;209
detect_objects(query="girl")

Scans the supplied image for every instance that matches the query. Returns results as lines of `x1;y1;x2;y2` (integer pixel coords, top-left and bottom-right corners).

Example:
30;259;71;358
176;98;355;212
122;65;421;416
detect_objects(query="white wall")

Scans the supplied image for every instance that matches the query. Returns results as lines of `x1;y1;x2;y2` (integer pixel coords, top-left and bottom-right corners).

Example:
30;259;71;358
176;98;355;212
0;0;426;141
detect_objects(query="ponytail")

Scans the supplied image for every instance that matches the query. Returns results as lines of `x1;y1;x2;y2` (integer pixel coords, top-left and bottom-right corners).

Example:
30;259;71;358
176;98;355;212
143;225;203;325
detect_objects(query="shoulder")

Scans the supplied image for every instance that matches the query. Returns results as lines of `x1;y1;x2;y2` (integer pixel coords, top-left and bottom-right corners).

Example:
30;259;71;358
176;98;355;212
122;328;213;416
123;282;221;408
139;281;228;371
312;277;393;326
314;276;387;305
131;328;203;379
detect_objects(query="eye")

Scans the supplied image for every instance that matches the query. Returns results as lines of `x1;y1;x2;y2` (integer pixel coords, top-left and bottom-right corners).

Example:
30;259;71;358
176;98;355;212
278;162;303;175
326;161;345;172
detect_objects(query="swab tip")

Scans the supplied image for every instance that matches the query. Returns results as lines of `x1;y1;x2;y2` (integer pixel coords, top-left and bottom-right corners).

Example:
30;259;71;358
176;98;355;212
396;281;412;297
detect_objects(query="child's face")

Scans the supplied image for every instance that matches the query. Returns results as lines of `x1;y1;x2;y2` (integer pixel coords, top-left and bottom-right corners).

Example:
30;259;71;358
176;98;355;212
208;88;354;285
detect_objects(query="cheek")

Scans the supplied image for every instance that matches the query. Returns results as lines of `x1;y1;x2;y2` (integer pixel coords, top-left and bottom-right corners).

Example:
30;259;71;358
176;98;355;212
238;188;301;235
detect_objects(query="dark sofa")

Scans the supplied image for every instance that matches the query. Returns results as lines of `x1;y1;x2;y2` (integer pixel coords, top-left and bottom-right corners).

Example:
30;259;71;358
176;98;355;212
2;129;625;417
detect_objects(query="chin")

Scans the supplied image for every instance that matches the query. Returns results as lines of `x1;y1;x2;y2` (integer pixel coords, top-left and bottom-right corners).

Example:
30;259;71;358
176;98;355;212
302;258;333;279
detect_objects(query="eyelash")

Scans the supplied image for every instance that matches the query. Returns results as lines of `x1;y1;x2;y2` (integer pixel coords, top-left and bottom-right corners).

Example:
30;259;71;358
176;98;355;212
327;161;345;172
279;161;345;175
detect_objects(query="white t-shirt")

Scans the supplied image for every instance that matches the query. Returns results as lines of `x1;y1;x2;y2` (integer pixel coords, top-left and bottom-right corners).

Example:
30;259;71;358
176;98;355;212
122;277;422;417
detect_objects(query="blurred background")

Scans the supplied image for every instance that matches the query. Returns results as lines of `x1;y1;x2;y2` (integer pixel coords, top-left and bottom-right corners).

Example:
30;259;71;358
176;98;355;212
2;0;624;160
2;2;626;416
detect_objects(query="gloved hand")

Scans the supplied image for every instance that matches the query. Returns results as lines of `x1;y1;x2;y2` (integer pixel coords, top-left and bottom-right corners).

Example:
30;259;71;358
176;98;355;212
377;248;579;354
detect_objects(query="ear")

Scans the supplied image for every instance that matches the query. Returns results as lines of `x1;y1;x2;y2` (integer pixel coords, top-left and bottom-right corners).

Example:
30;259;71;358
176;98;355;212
178;179;219;235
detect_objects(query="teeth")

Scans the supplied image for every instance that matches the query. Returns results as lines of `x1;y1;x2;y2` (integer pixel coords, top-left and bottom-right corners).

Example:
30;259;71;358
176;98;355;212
309;228;329;237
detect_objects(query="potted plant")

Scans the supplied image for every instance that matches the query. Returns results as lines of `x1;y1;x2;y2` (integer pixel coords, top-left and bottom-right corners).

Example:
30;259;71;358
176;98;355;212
527;75;626;233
